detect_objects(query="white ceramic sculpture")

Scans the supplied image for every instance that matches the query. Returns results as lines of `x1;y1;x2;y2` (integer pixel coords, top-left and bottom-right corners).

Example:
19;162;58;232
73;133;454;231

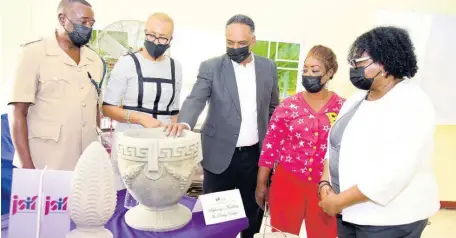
66;142;117;238
116;128;202;232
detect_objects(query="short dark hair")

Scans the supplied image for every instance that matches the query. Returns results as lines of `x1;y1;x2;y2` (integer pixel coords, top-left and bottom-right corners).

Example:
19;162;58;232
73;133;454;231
57;0;92;12
348;26;418;79
226;14;255;33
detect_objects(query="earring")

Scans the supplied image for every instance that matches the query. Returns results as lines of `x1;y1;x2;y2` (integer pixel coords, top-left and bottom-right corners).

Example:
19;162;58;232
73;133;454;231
381;72;385;77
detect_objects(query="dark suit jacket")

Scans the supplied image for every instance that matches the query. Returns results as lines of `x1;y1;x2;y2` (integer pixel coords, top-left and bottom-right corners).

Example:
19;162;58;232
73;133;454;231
178;54;280;174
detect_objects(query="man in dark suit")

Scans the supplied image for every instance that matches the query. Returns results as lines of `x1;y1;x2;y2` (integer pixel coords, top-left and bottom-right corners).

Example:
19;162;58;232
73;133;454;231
166;14;279;237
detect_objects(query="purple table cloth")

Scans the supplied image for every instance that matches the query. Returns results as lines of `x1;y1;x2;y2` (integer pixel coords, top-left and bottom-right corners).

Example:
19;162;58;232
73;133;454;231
70;189;248;238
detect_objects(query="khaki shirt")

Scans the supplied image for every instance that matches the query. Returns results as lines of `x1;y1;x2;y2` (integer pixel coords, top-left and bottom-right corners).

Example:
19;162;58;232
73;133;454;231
9;34;104;170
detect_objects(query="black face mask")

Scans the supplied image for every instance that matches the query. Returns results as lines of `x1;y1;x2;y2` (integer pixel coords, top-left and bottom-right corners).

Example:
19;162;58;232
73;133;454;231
227;46;251;63
302;75;325;93
349;66;381;90
144;40;170;59
64;16;92;47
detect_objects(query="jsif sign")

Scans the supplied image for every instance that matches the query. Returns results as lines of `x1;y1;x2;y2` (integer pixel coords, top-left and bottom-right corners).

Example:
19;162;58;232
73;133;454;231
11;195;68;216
8;169;73;238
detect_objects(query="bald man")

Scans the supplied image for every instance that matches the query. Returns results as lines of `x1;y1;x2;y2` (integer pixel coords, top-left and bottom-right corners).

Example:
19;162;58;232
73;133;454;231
8;0;104;170
102;12;182;145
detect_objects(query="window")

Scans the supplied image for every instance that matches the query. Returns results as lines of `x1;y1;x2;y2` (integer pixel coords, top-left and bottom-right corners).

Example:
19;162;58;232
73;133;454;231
252;41;301;99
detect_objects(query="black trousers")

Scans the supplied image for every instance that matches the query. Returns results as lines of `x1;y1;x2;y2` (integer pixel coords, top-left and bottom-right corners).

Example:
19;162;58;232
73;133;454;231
203;144;263;238
337;215;428;238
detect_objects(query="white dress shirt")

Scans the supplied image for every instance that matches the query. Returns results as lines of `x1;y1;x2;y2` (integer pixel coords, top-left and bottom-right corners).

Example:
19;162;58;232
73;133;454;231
232;55;259;147
182;55;259;146
327;79;440;226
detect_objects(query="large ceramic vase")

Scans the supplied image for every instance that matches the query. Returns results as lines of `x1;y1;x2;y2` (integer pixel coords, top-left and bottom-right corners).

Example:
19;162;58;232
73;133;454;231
66;142;117;238
116;128;202;231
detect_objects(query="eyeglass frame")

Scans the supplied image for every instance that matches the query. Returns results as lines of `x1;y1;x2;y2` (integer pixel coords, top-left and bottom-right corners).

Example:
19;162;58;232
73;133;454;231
145;31;172;45
349;56;372;68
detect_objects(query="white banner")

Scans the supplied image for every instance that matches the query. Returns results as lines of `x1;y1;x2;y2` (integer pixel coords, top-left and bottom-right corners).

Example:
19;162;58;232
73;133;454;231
8;168;73;238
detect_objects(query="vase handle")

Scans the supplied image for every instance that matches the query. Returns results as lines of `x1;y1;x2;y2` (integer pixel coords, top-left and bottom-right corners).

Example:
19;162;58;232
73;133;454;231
146;140;159;173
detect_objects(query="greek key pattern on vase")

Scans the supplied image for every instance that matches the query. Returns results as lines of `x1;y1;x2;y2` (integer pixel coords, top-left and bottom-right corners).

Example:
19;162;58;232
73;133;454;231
117;144;149;161
158;142;200;162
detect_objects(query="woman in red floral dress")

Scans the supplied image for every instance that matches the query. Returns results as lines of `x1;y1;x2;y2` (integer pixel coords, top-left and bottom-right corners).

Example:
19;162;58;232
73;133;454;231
255;45;345;237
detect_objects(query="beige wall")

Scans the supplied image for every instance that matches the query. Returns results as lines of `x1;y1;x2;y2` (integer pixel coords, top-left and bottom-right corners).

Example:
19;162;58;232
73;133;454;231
433;126;456;201
1;0;33;113
1;0;455;200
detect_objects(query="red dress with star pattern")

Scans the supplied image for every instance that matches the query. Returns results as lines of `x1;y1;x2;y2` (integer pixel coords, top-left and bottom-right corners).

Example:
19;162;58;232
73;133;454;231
259;92;344;181
259;92;345;237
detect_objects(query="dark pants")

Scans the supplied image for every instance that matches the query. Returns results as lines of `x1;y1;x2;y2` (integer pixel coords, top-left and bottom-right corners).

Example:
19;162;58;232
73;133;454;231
203;144;263;238
337;215;428;238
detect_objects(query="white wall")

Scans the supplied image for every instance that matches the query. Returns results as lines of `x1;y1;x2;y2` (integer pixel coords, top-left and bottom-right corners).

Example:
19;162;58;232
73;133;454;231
1;0;33;113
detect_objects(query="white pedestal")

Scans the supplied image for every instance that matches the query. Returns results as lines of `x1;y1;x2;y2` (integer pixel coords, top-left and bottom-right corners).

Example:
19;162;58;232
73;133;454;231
66;227;113;238
125;203;192;232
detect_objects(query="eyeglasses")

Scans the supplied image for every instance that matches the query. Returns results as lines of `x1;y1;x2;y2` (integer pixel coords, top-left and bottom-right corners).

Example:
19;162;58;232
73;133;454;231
349;56;371;68
145;34;171;44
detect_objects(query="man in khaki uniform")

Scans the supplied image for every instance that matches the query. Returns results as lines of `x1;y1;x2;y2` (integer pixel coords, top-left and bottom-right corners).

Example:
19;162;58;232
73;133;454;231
8;0;104;170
